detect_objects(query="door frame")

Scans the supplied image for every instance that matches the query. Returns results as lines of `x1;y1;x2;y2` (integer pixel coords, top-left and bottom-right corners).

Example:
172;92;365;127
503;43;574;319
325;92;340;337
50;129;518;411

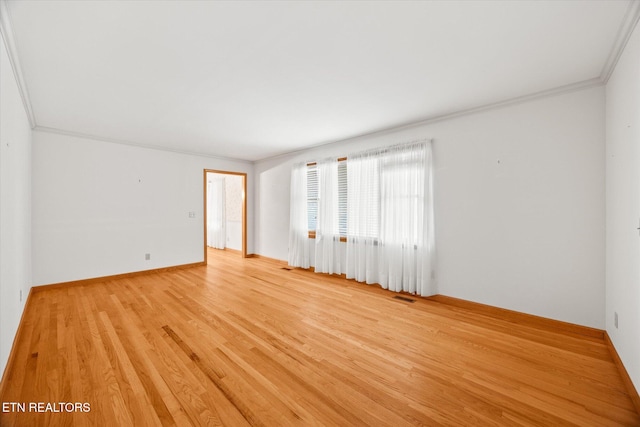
203;169;248;262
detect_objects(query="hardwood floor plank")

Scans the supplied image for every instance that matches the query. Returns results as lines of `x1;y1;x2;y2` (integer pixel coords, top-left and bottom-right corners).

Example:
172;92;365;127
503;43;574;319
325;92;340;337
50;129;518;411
1;248;638;426
80;292;134;427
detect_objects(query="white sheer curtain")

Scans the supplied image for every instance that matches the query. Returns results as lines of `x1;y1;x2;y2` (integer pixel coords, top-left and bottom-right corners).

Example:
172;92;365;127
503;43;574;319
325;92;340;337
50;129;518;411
346;140;436;296
207;177;226;249
314;158;342;274
345;150;380;284
288;162;311;268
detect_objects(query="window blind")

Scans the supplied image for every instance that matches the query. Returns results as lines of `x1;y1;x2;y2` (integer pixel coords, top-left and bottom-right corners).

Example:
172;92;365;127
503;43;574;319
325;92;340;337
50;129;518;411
338;160;347;236
307;165;318;231
361;158;380;239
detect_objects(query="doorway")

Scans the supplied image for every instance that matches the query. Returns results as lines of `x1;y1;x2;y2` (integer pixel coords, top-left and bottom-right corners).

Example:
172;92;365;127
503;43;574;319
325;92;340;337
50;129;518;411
203;169;247;262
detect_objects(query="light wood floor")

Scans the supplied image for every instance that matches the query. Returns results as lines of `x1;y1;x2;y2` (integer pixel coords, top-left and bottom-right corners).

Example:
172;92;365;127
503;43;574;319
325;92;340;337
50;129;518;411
1;249;638;426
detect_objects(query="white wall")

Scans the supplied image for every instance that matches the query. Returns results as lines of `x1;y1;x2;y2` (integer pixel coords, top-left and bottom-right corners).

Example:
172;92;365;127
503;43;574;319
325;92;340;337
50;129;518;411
605;21;640;392
255;85;606;329
225;221;242;251
0;35;32;380
32;131;253;285
224;174;243;251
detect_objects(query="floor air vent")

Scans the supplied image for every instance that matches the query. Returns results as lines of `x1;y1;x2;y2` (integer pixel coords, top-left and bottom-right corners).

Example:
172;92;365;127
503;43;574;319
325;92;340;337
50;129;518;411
393;295;415;303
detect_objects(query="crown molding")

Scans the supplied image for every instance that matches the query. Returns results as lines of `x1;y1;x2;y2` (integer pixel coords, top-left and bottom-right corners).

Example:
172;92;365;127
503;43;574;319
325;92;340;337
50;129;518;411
386;78;604;130
255;77;604;164
0;0;36;128
37;76;604;167
601;0;640;83
33;125;253;164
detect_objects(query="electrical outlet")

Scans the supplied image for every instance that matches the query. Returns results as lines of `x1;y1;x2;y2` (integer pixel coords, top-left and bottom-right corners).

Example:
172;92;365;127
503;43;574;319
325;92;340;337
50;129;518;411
145;253;151;261
614;312;618;329
188;211;196;218
19;290;22;302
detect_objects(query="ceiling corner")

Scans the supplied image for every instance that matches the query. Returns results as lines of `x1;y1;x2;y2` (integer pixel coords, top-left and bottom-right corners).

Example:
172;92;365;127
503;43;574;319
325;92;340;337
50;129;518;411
600;0;640;84
0;0;36;128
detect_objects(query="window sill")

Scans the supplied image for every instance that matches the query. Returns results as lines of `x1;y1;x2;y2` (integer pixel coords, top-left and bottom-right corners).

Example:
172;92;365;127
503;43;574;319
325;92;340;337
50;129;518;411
308;231;346;243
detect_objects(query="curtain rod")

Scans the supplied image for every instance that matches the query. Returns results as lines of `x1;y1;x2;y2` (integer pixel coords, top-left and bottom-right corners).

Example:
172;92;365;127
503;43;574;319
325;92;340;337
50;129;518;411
305;139;429;167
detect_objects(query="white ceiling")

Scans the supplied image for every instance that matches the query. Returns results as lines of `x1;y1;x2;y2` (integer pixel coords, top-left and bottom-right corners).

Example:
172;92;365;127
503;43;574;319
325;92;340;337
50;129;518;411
3;0;637;161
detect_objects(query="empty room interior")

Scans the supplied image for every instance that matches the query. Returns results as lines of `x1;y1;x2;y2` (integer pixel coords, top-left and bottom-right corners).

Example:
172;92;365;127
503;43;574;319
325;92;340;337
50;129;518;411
1;0;640;425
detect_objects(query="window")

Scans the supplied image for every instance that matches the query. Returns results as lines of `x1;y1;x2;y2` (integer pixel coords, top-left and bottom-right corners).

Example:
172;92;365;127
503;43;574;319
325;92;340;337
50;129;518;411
307;164;318;232
347;156;380;240
337;160;347;236
307;159;347;238
304;144;426;244
379;153;423;245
